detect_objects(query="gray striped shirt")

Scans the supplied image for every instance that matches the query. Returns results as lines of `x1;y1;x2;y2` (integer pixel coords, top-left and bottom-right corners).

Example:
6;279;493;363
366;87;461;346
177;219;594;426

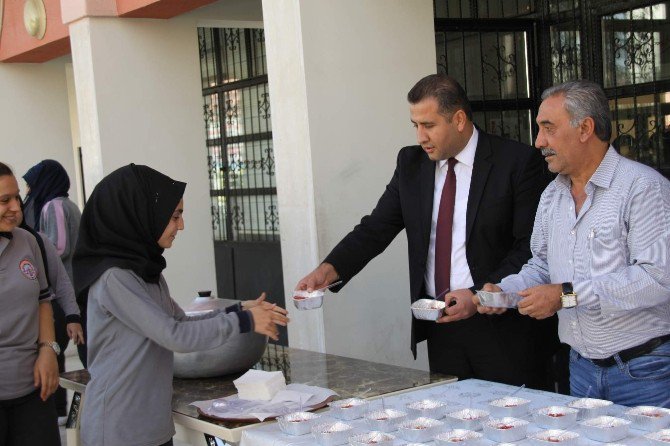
500;147;670;359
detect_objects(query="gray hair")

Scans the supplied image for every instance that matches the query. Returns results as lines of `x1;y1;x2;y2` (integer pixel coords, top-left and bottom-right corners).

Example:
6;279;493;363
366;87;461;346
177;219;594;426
541;80;612;142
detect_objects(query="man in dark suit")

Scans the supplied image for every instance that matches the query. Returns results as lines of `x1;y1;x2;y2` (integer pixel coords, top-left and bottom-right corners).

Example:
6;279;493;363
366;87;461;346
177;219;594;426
296;74;559;388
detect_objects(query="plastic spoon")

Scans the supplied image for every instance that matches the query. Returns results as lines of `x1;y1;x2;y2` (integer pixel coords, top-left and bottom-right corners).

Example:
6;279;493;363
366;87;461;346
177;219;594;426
507;384;526;398
315;280;342;292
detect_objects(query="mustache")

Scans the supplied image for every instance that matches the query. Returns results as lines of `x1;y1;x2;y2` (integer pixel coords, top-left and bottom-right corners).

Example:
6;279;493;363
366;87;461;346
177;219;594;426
541;148;556;157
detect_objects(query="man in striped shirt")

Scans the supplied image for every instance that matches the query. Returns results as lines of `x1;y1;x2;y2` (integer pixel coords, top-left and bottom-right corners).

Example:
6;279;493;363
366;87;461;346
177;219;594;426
478;80;670;407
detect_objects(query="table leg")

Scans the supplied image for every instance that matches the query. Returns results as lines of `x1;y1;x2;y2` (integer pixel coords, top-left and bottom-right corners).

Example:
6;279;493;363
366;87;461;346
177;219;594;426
65;391;84;446
66;392;83;429
204;434;234;446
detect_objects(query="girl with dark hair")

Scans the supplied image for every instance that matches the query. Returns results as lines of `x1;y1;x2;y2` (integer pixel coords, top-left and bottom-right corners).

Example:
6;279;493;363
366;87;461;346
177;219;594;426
0;161;61;445
23;159;81;279
73;164;288;446
23;159;84;421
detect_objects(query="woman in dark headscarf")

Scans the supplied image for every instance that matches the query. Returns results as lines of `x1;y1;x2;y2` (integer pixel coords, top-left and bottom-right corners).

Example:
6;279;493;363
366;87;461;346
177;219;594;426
73;164;288;446
23;159;84;421
23;159;81;279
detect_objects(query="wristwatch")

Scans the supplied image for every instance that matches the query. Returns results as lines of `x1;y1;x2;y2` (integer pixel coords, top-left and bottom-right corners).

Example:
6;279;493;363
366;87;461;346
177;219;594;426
560;282;577;309
38;341;61;356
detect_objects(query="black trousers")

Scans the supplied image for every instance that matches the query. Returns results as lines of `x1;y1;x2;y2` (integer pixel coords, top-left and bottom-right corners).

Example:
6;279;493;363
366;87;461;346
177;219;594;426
158;440;173;446
51;301;69;416
425;312;562;391
0;391;60;446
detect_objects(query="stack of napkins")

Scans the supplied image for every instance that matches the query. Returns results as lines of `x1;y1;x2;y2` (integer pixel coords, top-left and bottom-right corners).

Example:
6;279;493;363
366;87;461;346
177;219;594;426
233;370;286;401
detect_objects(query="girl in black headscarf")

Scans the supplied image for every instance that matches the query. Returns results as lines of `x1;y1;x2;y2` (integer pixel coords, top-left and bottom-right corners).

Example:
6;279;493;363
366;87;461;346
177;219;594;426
73;164;288;446
23;159;84;420
22;159;81;280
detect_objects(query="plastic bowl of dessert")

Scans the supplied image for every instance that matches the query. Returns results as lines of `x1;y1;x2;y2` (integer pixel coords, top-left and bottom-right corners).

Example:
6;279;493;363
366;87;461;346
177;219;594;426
567;397;612;420
348;431;395;446
476;290;522;308
434;428;483;446
277;411;322;436
411;298;446;321
311;421;354;446
579;415;631;442
445;408;490;431
644;429;670;445
488;397;531;417
527;429;580;446
328;398;370;420
534;406;579;429
396;416;445;442
406;398;449;419
293;289;325;310
482;417;529;442
624;406;670;431
363;408;408;432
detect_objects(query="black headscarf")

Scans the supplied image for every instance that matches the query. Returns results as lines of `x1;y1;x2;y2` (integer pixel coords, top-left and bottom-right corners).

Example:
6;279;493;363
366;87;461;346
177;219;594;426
23;159;71;229
72;164;186;306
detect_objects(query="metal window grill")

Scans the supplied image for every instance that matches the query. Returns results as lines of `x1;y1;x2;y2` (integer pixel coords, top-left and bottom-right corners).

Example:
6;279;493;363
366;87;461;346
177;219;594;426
434;0;670;177
198;27;279;241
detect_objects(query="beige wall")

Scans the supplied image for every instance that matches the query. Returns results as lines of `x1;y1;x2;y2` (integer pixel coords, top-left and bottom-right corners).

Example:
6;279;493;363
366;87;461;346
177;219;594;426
264;0;436;369
0;56;79;206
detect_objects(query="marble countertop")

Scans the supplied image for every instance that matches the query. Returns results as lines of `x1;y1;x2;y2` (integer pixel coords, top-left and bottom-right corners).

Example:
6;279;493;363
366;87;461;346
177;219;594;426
60;344;452;430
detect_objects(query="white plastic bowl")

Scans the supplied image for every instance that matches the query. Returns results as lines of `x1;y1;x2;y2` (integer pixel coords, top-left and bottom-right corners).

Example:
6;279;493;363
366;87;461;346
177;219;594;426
293;290;325;310
411;298;446;321
579;415;631;442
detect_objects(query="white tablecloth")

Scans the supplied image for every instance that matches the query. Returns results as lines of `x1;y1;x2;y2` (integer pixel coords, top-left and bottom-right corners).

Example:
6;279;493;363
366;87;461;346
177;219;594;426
240;378;654;446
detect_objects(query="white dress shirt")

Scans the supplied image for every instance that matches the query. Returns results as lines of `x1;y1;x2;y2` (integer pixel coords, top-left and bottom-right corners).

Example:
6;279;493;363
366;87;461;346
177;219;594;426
424;128;478;297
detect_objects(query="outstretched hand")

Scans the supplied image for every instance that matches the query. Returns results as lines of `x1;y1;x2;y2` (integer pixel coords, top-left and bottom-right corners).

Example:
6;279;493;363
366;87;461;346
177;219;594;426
246;292;290;341
295;262;339;292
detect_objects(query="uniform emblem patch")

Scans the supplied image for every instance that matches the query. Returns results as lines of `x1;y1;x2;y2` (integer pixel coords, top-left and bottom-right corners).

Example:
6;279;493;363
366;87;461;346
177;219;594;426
19;259;38;280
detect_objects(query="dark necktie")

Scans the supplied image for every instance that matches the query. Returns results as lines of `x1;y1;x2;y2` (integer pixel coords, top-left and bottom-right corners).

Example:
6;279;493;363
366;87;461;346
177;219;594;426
434;157;457;297
0;232;13;240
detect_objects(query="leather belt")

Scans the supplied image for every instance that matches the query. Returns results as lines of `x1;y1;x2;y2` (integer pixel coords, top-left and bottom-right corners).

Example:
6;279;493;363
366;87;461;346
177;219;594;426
589;334;670;367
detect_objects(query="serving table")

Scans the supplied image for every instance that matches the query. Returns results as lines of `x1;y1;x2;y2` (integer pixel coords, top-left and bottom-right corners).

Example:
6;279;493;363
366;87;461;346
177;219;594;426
241;378;657;446
59;344;453;445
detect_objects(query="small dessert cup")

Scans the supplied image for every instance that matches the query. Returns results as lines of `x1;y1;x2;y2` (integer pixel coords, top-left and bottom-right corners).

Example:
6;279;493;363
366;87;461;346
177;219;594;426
348;431;395;446
311;421;354;446
277;411;321;436
411;299;446;321
328;398;369;421
625;406;670;431
534;406;579;429
396;417;445;443
528;429;580;446
567;397;612;420
476;290;522;308
293;290;325;310
488;397;531;417
363;408;408;432
579;415;631;442
406;398;449;419
644;429;670;445
482;417;529;442
434;428;483;446
445;408;490;431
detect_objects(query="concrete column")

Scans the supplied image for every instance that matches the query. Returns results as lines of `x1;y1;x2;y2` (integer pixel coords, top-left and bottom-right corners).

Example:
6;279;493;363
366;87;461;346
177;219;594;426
67;15;216;304
0;58;78;204
263;0;435;368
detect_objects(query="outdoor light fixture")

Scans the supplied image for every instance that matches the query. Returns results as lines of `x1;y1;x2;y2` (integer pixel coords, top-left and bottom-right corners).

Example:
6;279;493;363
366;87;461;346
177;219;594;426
24;0;46;39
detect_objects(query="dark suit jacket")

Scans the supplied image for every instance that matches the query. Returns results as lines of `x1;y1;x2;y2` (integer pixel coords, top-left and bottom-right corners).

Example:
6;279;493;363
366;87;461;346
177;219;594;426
324;129;556;356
